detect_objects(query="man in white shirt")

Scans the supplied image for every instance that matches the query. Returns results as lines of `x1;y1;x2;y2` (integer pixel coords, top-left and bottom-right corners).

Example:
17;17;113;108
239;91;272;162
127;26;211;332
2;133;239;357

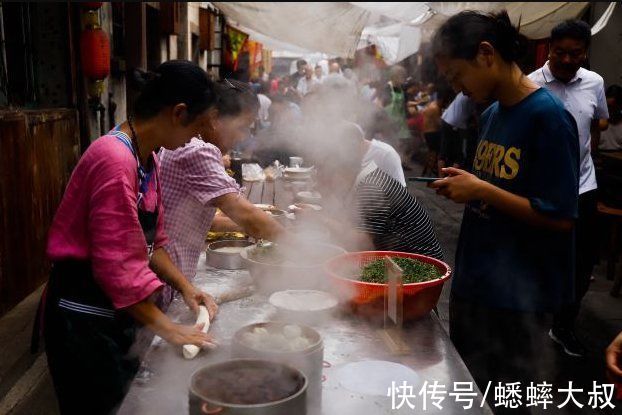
439;92;483;173
256;83;271;126
528;19;609;358
323;62;347;85
296;65;318;97
354;122;406;187
441;92;474;130
314;65;324;84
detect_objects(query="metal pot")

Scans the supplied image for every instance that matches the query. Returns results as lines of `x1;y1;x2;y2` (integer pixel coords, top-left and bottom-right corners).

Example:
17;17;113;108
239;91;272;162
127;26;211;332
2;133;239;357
189;359;307;415
240;242;347;294
232;322;323;415
206;240;253;270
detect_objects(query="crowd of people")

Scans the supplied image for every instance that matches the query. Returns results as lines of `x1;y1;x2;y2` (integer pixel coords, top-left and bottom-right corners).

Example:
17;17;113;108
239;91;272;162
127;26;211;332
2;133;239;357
33;8;622;414
244;57;474;175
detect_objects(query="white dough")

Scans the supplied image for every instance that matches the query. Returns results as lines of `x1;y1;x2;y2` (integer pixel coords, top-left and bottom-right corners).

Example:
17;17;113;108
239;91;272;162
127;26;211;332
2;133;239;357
241;324;311;352
269;290;338;312
182;306;210;359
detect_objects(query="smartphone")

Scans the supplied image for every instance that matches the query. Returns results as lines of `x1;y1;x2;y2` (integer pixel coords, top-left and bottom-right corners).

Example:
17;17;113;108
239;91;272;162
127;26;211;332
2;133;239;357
408;177;443;183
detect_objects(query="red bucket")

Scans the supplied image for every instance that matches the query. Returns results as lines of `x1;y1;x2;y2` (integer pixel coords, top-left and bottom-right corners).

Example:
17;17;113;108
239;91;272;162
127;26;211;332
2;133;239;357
324;251;451;321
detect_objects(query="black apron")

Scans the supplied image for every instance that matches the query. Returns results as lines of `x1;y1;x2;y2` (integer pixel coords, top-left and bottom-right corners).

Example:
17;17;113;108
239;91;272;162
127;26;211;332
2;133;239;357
33;131;159;415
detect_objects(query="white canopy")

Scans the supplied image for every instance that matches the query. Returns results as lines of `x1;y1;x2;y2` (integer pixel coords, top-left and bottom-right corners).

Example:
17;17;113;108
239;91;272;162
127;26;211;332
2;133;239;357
212;2;614;63
212;2;369;57
356;2;594;63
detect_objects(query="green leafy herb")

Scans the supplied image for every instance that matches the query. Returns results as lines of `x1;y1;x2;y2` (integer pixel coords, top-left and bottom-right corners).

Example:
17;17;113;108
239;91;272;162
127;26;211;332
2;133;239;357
359;258;441;284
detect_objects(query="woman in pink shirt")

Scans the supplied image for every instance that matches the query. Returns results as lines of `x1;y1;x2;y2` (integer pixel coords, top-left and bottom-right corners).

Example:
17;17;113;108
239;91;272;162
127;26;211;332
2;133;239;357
39;61;219;414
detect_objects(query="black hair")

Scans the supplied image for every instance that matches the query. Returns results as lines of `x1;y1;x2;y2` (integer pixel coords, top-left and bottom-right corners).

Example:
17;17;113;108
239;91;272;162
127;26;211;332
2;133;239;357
551;19;591;48
132;60;217;121
296;59;308;68
215;79;259;117
606;84;622;102
432;10;527;63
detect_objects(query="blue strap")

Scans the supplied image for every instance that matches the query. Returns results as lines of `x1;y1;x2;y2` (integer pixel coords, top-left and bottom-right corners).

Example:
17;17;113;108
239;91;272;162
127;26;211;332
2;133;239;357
109;127;155;200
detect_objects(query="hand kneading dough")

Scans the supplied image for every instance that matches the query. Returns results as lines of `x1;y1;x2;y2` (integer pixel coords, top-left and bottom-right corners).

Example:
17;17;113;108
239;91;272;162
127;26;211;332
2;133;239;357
182;306;210;359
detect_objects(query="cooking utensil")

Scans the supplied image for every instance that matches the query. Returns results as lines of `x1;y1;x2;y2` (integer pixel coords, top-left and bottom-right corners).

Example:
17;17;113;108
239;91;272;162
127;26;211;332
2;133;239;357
189;359;307;415
214;285;254;305
269;290;337;325
240;242;347;293
232;322;322;413
206;240;254;270
325;251;451;322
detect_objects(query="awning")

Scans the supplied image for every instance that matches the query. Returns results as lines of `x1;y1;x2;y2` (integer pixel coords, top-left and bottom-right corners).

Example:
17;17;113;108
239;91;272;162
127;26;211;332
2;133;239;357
212;2;614;64
212;2;370;58
356;2;592;63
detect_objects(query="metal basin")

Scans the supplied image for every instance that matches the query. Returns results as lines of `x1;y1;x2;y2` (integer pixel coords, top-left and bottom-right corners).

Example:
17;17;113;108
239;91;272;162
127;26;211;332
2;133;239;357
206;240;254;270
240;242;347;293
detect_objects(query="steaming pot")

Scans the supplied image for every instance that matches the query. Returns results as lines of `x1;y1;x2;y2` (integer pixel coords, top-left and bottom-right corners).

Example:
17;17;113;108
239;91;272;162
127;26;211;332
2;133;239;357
231;322;324;414
189;359;307;415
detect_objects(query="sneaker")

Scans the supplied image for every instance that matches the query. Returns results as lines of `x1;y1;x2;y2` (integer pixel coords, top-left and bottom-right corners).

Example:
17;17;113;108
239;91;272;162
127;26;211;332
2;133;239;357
549;328;586;357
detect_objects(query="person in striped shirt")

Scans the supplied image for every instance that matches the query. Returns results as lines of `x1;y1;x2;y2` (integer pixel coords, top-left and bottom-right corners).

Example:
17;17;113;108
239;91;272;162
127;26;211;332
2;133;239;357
309;122;443;260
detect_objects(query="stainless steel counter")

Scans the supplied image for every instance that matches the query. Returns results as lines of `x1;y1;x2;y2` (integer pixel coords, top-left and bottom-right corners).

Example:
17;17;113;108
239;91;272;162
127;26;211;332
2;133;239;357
118;254;493;414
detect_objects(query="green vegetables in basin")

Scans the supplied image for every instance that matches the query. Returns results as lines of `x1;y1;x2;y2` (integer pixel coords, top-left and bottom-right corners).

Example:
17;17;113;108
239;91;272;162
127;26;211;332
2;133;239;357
359;258;442;284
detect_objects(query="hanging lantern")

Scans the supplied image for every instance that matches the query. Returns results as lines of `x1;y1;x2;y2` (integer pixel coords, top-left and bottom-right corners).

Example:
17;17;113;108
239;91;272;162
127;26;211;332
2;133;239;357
82;2;103;10
80;27;110;80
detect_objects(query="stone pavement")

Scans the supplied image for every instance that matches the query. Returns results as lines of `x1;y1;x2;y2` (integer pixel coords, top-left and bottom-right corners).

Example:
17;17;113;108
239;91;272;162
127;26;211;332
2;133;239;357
1;162;622;414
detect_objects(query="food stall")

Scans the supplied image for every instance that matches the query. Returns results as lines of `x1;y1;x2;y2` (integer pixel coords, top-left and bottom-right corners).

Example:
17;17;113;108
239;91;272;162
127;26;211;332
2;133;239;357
117;171;494;415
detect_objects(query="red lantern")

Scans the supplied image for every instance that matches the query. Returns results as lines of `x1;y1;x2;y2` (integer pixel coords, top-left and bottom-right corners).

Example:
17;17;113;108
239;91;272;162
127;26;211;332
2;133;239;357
80;28;110;80
82;2;103;10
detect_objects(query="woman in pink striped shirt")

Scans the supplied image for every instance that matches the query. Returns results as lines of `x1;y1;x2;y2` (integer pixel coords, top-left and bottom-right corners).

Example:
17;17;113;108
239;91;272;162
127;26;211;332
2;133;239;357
159;80;285;290
38;61;220;414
